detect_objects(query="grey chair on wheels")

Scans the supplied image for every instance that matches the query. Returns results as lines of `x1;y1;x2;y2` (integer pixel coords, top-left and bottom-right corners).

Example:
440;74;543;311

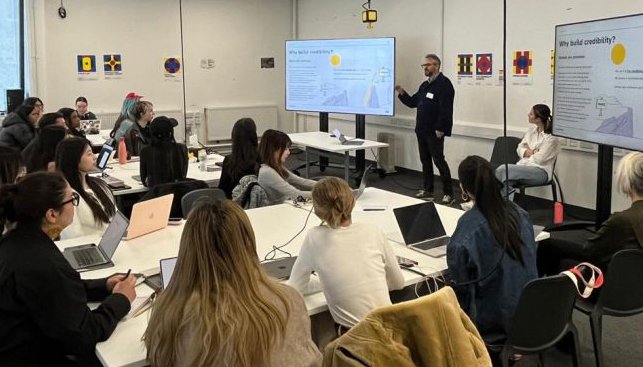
181;188;226;218
499;274;581;367
574;249;643;367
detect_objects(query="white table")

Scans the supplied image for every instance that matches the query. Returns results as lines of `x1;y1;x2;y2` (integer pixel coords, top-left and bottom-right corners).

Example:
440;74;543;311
86;129;113;147
288;131;388;181
56;188;548;366
103;154;224;196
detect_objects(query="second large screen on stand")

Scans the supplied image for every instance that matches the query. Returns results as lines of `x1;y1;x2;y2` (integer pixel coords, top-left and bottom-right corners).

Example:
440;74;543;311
286;37;395;116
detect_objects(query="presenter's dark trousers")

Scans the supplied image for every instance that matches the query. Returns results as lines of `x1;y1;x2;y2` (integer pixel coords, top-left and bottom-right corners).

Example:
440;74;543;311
416;132;453;196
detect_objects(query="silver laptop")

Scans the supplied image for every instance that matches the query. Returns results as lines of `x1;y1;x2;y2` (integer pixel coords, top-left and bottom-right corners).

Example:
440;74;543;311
354;165;372;199
261;257;297;280
332;128;364;146
62;211;129;270
160;257;178;289
393;202;449;257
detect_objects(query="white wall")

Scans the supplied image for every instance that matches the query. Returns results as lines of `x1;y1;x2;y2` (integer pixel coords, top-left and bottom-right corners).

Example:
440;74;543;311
31;0;294;135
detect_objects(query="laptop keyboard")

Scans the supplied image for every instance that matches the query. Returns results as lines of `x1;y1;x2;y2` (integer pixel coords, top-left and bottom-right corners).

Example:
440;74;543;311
73;248;104;268
415;236;450;250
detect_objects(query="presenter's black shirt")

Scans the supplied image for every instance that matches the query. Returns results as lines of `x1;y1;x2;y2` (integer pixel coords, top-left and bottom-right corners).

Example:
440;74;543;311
0;224;130;366
398;72;455;136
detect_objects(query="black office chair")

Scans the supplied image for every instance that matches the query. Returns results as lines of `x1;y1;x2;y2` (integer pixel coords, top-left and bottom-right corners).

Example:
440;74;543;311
490;135;559;202
181;188;226;218
138;179;208;219
499;274;581;367
574;249;643;367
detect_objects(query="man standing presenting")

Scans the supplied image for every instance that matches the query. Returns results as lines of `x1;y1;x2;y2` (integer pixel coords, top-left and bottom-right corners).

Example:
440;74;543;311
396;54;455;204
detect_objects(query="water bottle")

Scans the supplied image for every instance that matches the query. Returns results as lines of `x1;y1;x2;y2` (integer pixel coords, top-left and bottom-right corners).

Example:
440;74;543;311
198;149;207;171
554;201;564;224
118;138;127;165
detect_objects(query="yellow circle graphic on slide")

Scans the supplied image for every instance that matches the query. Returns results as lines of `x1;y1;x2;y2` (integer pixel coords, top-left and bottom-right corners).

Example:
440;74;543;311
611;43;626;65
330;54;341;67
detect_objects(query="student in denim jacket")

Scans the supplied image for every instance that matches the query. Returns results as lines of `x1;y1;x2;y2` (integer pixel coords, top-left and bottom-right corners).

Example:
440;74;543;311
447;155;537;345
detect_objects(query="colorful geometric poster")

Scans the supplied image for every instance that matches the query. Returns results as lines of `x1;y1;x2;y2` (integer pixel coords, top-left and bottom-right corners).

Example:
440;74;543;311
163;57;182;81
103;54;123;79
457;54;474;77
512;50;533;85
77;54;98;80
512;50;533;76
476;53;493;78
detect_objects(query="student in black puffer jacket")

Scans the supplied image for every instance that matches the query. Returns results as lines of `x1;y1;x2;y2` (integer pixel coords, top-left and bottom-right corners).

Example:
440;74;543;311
0;105;39;151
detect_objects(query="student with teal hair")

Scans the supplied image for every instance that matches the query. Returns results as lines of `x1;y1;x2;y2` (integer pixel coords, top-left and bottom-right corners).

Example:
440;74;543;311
109;92;154;157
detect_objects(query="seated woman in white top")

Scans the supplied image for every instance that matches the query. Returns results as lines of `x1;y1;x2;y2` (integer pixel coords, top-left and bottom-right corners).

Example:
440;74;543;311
495;104;561;200
55;137;116;239
258;129;316;204
287;177;405;329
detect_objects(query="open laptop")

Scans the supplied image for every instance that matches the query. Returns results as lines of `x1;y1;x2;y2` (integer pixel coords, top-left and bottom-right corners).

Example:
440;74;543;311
62;211;129;270
332;128;364;146
261;257;297;280
160;257;178;289
393;202;450;257
80;119;102;134
353;165;372;199
124;194;174;240
90;143;127;189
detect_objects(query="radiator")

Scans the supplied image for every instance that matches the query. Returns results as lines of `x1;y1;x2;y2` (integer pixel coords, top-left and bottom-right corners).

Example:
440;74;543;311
95;109;193;143
377;132;397;173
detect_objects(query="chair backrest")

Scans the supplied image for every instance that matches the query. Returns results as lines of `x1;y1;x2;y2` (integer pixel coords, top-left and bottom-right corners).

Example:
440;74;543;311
599;249;643;315
181;188;226;218
506;274;577;351
232;174;269;209
139;179;208;218
490;136;522;170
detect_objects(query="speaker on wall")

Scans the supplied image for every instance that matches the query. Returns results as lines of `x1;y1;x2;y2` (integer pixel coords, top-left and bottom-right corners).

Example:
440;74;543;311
6;89;24;113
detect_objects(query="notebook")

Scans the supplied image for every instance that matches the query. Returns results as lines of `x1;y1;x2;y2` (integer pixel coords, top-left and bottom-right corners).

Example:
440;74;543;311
62;211;129;270
124;194;174;240
393;202;450;257
261;257;297;280
332;128;364;146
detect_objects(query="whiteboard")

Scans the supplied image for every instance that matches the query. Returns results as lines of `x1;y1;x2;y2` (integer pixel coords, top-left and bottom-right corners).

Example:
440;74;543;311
204;105;278;141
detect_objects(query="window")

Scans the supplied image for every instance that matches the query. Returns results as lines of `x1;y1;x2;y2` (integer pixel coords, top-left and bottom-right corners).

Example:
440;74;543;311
0;0;22;112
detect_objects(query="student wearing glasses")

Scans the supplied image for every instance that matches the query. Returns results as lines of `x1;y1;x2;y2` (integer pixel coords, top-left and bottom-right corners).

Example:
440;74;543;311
0;172;136;366
55;137;116;240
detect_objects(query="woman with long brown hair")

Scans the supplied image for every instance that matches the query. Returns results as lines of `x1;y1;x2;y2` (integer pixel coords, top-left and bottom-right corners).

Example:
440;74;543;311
143;200;321;367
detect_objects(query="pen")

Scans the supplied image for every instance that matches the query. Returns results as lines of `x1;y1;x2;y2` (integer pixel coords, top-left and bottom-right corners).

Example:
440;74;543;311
363;208;386;211
123;269;131;280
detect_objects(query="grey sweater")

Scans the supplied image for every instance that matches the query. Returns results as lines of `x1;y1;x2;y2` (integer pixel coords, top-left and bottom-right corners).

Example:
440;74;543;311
258;164;316;204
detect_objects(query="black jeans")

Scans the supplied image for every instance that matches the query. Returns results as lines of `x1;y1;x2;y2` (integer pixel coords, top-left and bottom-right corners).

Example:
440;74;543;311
416;132;452;195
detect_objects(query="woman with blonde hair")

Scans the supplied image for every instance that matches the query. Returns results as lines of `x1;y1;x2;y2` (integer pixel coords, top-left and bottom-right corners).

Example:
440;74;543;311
538;151;643;274
143;200;321;367
287;177;404;331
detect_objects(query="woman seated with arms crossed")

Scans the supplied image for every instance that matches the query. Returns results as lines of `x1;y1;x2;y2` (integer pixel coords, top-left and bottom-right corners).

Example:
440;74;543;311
495;104;561;200
538;151;643;275
258;129;316;204
0;172;136;366
58;107;85;138
22;125;68;173
75;96;97;120
143;199;321;367
55;137;116;240
287;177;405;331
448;155;537;345
219;117;259;198
139;116;188;187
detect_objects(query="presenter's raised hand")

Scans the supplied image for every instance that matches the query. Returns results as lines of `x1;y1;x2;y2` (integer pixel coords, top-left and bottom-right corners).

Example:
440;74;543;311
395;85;405;95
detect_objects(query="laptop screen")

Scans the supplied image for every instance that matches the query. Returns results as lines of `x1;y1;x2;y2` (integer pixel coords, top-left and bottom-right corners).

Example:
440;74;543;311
96;143;114;170
98;211;129;259
393;202;447;245
160;257;178;289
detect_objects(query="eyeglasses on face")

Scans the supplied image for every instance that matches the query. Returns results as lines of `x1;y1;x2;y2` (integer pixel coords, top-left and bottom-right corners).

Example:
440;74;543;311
60;192;80;207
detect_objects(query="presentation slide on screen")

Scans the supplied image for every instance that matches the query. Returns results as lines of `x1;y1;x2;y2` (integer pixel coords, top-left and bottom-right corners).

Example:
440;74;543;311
286;38;395;116
553;14;643;151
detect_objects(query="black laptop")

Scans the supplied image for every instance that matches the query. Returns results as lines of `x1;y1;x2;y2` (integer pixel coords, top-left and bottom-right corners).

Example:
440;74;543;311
393;202;450;257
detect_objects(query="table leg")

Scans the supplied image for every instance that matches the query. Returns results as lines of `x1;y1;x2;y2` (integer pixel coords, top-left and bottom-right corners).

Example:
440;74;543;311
344;152;349;181
305;149;310;178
